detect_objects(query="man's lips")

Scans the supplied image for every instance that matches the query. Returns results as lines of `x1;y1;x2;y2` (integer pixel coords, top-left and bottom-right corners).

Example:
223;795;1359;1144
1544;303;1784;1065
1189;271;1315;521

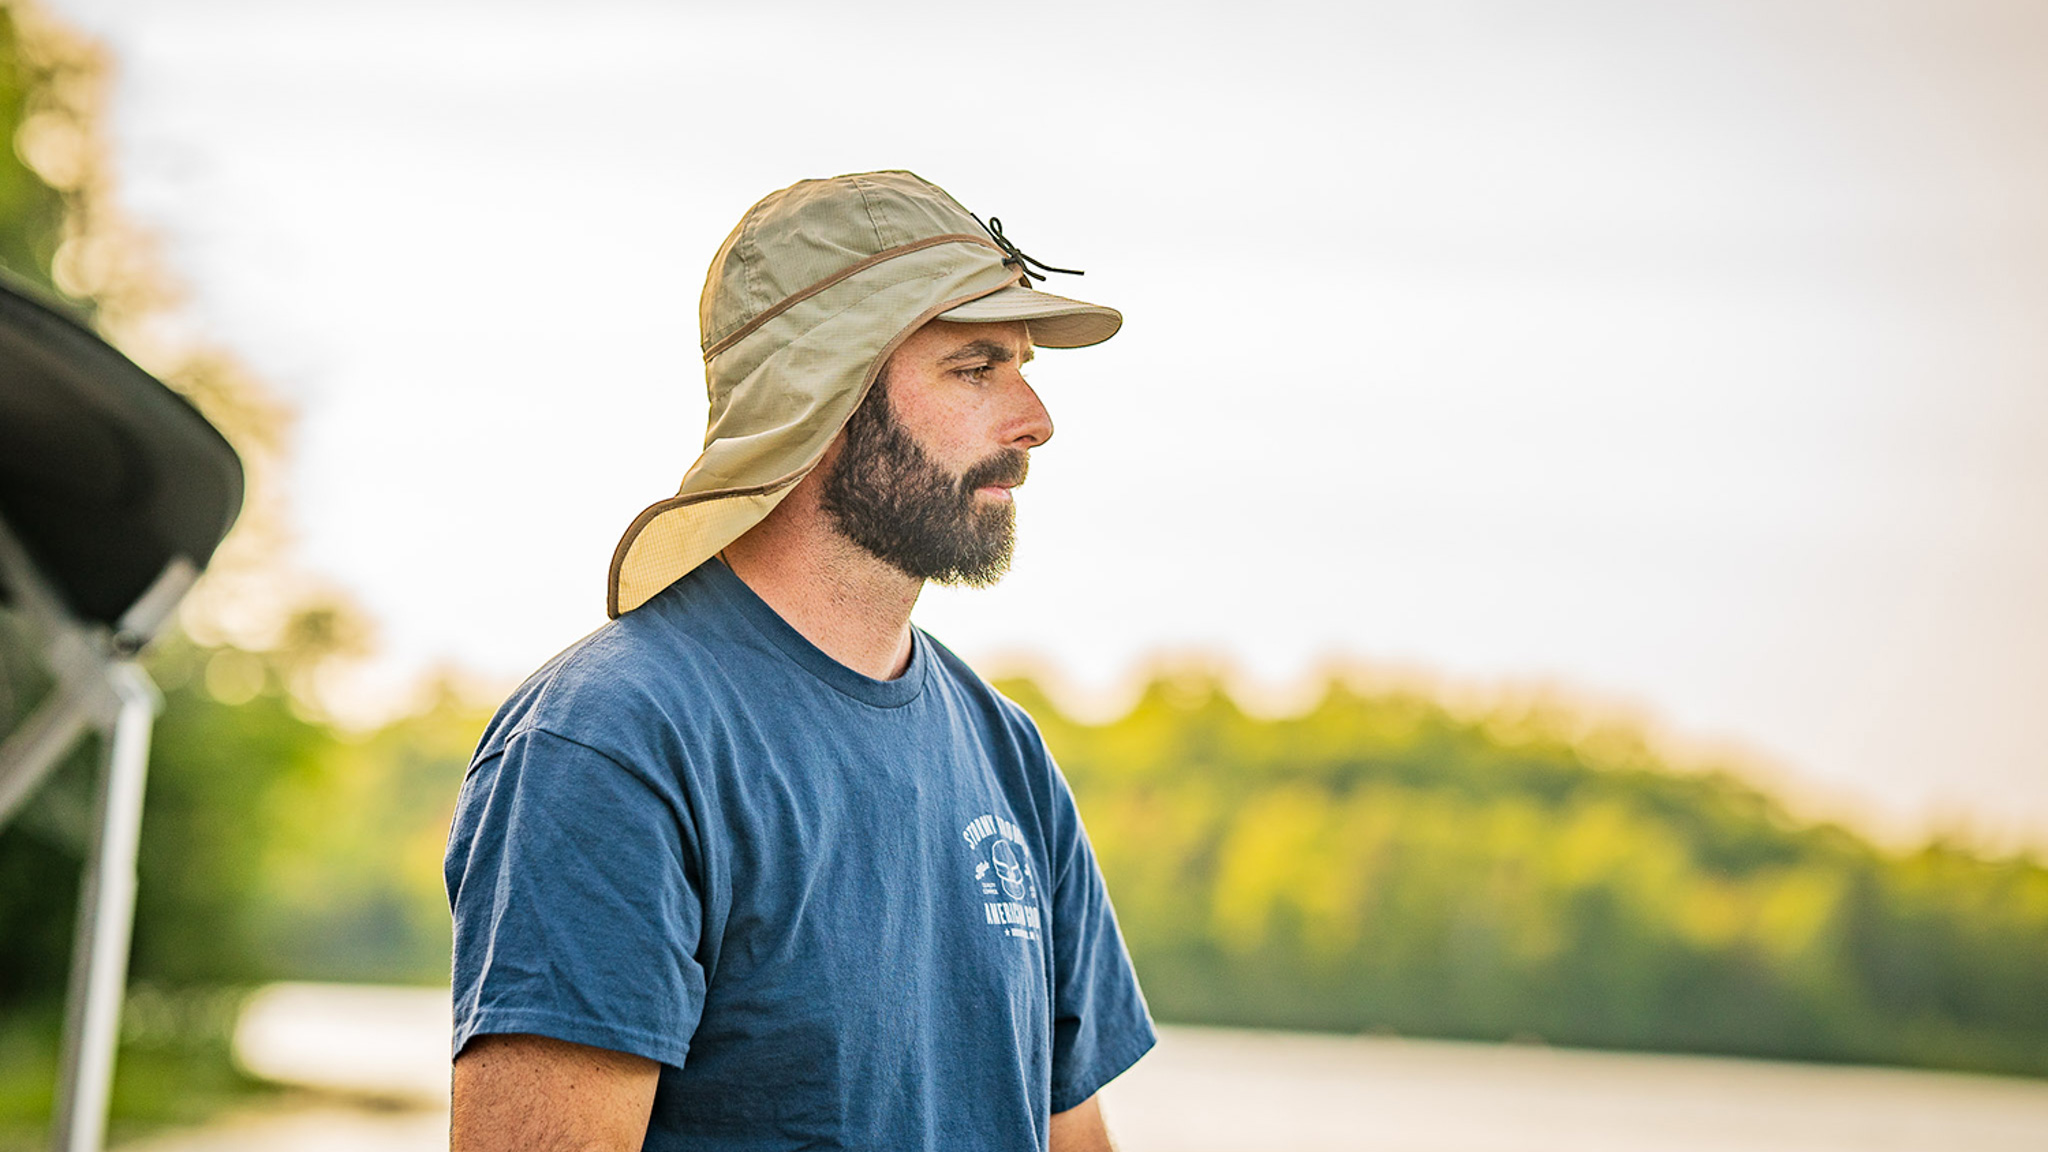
963;449;1028;500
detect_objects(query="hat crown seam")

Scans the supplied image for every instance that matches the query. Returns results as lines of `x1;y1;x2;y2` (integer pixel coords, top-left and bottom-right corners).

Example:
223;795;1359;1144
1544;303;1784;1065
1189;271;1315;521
852;176;892;251
735;206;768;328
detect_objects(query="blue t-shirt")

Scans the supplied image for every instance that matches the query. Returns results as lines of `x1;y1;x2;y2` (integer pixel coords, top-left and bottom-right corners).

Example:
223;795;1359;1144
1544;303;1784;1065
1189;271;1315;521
444;560;1155;1150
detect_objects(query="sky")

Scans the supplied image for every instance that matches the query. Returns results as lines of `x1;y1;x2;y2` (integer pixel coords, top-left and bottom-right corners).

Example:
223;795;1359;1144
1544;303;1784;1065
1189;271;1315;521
38;0;2048;848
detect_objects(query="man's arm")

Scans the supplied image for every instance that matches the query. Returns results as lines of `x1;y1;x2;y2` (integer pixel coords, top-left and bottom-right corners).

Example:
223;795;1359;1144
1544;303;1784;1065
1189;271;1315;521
1050;1093;1119;1152
451;1033;660;1152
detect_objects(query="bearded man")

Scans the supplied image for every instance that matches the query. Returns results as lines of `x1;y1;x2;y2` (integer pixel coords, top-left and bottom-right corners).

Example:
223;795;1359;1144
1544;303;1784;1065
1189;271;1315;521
443;172;1154;1151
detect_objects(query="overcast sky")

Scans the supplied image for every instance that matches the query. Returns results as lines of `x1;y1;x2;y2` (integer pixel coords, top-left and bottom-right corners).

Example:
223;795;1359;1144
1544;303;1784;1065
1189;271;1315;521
41;0;2048;848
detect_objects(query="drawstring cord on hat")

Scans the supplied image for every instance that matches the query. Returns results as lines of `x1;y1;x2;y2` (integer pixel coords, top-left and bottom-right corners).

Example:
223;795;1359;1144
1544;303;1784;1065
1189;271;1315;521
972;214;1084;282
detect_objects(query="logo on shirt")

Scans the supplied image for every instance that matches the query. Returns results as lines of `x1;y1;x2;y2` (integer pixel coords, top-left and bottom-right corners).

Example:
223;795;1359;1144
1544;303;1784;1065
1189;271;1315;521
962;812;1040;941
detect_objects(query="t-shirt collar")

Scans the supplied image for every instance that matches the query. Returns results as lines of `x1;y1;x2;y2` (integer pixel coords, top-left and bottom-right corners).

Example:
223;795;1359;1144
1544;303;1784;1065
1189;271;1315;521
697;558;930;709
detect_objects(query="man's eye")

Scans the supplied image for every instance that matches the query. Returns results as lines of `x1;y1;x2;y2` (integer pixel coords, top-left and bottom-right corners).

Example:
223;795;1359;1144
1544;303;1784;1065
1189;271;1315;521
957;365;993;384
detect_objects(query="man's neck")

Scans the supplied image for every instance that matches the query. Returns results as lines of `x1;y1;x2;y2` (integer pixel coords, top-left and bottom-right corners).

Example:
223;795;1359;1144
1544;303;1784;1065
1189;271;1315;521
719;478;924;681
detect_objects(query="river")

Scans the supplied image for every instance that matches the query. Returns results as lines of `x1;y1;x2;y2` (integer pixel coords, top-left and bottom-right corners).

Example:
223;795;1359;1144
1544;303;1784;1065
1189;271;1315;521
121;984;2048;1151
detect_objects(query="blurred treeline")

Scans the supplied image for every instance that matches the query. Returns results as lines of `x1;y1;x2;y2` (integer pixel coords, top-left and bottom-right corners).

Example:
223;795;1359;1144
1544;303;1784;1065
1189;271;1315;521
1004;673;2048;1077
6;638;2047;1081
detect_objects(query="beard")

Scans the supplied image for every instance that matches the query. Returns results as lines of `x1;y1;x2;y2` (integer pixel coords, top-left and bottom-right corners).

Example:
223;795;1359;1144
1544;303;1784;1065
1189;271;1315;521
821;380;1028;587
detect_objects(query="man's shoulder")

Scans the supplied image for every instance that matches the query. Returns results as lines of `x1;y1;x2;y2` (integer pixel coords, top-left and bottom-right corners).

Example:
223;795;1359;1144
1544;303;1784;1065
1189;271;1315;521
476;590;746;762
917;628;1050;744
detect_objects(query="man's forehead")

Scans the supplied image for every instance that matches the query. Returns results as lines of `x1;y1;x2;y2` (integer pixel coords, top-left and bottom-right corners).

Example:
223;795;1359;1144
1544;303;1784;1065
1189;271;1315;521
906;317;1034;361
939;337;1035;365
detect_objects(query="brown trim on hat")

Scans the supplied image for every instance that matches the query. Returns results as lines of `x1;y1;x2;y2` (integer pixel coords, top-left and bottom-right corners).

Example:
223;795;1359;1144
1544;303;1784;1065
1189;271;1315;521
701;233;1002;358
604;471;808;618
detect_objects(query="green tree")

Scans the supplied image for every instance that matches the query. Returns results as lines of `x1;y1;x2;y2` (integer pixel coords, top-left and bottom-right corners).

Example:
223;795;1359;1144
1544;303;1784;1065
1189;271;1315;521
1007;668;2048;1077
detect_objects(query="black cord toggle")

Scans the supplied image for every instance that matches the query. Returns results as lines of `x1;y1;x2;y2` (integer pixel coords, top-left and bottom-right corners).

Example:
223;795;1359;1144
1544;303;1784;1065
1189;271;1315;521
974;213;1085;282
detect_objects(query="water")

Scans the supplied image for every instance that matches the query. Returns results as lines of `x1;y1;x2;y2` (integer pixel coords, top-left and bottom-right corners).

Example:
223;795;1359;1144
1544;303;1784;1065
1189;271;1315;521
1105;1027;2048;1152
121;984;2048;1151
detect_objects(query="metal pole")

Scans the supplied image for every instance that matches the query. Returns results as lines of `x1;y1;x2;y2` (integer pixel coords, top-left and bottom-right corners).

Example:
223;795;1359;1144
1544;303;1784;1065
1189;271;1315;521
48;662;161;1152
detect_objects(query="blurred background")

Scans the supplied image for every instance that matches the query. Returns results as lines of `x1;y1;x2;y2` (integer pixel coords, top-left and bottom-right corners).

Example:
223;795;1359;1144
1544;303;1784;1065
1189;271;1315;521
1;0;2044;1148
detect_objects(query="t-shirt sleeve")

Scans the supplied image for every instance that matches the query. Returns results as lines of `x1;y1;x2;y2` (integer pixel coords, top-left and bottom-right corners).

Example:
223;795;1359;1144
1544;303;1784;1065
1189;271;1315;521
444;725;705;1068
1043;768;1156;1113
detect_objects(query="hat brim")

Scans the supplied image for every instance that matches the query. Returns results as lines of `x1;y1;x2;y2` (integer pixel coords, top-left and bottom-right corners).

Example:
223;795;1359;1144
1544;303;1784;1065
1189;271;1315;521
937;285;1121;348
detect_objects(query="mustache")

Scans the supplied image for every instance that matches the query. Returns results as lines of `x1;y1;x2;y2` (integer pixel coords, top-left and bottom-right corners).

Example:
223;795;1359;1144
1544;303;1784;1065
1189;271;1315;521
960;449;1029;494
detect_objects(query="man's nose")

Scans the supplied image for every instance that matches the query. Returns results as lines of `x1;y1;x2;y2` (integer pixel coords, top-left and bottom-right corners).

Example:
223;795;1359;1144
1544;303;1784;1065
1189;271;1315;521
1006;375;1054;451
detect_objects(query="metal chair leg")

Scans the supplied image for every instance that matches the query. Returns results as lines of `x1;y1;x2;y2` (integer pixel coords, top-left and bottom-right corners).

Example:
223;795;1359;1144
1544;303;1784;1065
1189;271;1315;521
49;663;161;1152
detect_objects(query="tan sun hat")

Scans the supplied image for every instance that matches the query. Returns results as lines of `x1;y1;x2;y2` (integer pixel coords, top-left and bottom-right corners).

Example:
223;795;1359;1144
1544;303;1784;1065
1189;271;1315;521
606;170;1123;617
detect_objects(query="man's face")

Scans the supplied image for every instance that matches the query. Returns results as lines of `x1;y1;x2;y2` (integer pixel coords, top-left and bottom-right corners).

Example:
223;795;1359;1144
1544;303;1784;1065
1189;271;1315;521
821;320;1051;586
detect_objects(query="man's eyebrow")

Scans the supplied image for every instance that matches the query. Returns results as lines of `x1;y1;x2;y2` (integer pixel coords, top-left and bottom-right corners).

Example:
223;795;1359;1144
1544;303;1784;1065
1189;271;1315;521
940;339;1033;365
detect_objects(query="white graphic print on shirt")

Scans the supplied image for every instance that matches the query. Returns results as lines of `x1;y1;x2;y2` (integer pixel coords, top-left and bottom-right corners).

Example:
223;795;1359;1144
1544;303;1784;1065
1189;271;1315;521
962;812;1040;941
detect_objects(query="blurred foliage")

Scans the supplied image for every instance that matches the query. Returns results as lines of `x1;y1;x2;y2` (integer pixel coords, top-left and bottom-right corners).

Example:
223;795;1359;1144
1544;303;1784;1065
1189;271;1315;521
0;3;63;294
0;624;479;1139
997;670;2048;1077
1;630;476;1006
